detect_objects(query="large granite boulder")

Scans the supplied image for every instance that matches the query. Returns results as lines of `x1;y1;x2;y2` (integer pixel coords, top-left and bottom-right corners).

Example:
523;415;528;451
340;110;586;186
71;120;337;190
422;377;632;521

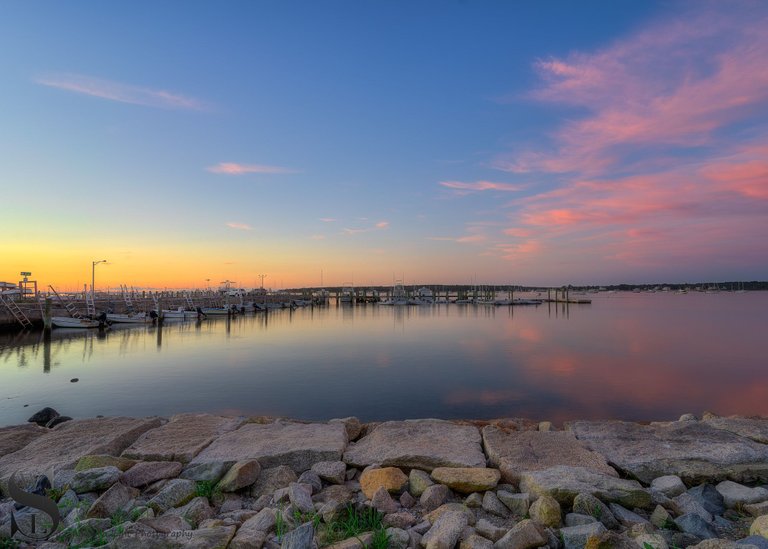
343;419;485;471
482;427;617;483
192;420;347;473
703;417;768;444
0;416;162;495
568;420;768;484
519;465;651;508
0;424;47;457
122;413;244;463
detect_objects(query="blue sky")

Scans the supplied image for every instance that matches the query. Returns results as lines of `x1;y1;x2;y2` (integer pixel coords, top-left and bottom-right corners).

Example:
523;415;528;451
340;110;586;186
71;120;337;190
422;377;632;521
2;1;766;289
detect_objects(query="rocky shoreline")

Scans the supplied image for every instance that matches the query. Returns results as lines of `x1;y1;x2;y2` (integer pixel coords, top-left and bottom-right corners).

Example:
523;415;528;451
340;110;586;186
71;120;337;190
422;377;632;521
1;412;768;549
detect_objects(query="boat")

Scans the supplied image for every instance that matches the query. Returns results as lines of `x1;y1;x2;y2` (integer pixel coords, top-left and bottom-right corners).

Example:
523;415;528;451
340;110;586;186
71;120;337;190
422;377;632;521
339;286;354;304
379;281;409;306
512;298;543;306
199;305;237;316
161;307;199;320
51;316;101;329
106;312;151;324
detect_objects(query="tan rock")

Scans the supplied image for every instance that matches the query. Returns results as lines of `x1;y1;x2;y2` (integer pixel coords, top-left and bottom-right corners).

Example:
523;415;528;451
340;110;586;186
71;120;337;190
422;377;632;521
750;514;768;538
0;424;47;457
75;454;138;472
122;413;244;463
360;467;408;499
0;416;162;494
430;467;500;494
529;494;561;527
483;427;617;483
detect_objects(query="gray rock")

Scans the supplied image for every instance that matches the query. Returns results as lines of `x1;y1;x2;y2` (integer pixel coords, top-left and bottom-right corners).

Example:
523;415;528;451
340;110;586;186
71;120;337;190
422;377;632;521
250;466;298;498
608;503;650;527
166;496;214;528
193;420;347;473
462;534;495;549
559;522;607;549
493;518;547;549
465;492;483;508
139;513;192;533
218;460;262;492
311;461;346;485
281;521;314;549
230;508;277;549
180;461;233;483
0;416;162;493
122;461;183;487
520;466;651;509
297;470;322;493
703;417;768;444
86;481;139;518
567;420;768;484
482;490;510;518
498;491;530;516
422;510;469;549
52;517;112;546
401;491;417;508
70;465;122;493
715;481;768;508
410;469;436;497
680;414;698;422
482;427;617;484
421;484;452;512
425;503;476;527
688;484;726;516
122;413;244;463
528;495;561;528
343;419;485;471
288;482;315;514
673;492;714;523
744;501;768;517
650;475;687;497
565;513;597;527
384;511;418;529
738;536;768;549
329;416;363;441
388;527;411;549
0;424;47;457
147;478;197;512
650;505;673;529
476;518;507;542
372;486;399;514
675;513;718;539
178;525;237;549
572;493;619;529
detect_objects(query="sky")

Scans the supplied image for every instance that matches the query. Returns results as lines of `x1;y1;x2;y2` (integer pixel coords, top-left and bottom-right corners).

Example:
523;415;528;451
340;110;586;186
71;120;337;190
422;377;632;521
1;0;767;290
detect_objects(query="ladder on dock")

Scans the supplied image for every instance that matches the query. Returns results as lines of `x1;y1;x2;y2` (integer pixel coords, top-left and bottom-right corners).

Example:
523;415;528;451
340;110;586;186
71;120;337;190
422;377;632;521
48;286;83;319
120;285;136;313
86;291;96;317
185;292;196;310
0;294;33;329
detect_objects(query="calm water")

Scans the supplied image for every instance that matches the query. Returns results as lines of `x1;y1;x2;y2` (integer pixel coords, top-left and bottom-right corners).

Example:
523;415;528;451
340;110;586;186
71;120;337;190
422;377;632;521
1;292;767;427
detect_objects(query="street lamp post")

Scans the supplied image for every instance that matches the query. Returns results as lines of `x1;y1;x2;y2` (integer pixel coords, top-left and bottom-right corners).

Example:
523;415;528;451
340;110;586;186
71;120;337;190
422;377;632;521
92;260;107;304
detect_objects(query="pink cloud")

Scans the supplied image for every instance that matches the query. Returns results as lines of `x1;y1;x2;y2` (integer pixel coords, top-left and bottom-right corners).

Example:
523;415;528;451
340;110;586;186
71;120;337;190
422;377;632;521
319;218;337;223
486;4;768;277
440;180;526;194
375;221;390;229
207;162;298;175
36;73;204;110
226;222;253;230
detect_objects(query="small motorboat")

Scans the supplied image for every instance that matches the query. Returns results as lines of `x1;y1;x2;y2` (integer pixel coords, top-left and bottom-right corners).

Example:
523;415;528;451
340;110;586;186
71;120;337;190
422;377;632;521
106;312;151;323
51;316;101;329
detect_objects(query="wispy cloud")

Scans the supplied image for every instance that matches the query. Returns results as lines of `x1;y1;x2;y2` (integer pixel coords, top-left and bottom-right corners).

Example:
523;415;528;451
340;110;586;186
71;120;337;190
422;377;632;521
36;73;204;110
207;162;298;175
342;220;390;235
310;234;326;240
440;180;526;195
319;218;337;223
226;222;253;230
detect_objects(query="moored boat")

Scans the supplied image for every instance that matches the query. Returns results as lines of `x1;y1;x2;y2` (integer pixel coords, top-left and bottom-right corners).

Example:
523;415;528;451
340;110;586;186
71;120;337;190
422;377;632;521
51;316;101;329
106;312;151;324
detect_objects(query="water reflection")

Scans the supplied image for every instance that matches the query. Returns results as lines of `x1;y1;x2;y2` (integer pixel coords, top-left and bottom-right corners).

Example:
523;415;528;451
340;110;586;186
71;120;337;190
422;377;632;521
1;292;766;426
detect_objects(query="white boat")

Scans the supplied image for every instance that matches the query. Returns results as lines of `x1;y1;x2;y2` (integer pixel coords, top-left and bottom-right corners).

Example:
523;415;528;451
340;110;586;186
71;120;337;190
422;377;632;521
339;286;354;303
106;312;151;324
161;307;199;320
512;298;543;305
51;316;100;329
199;306;236;316
379;281;409;306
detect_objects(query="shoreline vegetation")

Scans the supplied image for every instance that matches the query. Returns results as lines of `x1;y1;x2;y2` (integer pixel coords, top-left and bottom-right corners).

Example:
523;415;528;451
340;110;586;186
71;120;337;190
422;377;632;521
1;411;768;548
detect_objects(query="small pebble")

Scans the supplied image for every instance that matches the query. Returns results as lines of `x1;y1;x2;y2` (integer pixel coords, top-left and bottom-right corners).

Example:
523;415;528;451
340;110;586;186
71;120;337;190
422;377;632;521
71;378;79;383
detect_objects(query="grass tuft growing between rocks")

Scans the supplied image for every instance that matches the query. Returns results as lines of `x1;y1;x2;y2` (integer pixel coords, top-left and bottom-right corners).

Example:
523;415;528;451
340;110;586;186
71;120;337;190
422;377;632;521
194;479;222;501
322;505;388;548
